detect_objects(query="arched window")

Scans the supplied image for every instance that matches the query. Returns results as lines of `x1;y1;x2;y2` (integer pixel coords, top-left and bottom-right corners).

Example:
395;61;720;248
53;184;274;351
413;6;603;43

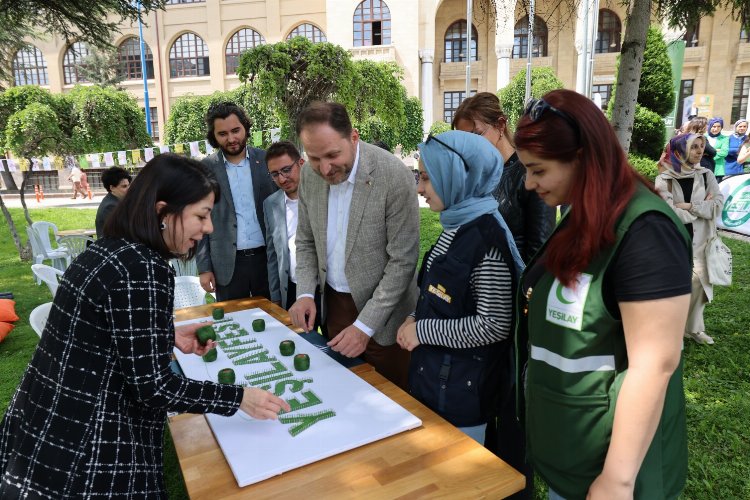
444;20;478;62
117;37;154;80
63;42;90;84
169;32;210;78
226;28;265;75
596;10;621;53
512;16;548;58
353;0;391;46
287;23;327;43
13;45;48;85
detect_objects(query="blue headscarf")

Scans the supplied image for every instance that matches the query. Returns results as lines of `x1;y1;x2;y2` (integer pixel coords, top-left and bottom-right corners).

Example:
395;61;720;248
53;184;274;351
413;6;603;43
418;130;525;273
707;117;723;138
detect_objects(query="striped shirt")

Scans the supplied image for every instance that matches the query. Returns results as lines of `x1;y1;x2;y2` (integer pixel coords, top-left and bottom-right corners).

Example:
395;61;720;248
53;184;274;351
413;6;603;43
415;227;513;349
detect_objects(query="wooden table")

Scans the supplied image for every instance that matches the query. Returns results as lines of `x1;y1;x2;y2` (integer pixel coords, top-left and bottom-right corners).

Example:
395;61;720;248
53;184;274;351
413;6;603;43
57;228;96;238
170;298;525;499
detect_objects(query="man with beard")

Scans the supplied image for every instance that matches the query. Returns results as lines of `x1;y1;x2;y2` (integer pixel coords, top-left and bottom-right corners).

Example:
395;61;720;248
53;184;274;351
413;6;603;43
196;102;277;301
289;102;419;389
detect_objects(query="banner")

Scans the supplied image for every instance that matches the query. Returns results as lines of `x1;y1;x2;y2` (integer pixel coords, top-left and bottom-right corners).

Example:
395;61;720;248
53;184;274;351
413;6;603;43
132;149;142;164
118;151;128;165
42;157;52;170
159;145;170;154
144;148;154;162
189;141;201;157
104;152;115;167
717;174;750;237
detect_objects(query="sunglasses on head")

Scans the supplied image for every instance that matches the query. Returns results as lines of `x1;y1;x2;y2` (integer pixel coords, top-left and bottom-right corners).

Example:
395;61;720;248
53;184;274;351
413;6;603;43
523;98;581;141
425;134;469;172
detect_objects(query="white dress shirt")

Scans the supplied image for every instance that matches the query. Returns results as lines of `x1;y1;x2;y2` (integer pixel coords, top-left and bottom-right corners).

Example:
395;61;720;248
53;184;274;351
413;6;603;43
285;194;298;284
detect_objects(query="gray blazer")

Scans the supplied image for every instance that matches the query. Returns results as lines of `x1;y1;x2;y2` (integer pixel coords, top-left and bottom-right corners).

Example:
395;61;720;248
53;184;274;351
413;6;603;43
196;148;277;286
296;140;419;346
263;189;292;308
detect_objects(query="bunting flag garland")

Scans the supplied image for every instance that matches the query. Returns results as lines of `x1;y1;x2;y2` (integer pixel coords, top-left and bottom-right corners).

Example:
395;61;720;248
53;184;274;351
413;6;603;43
144;148;154;162
42;157;52;170
205;142;214;155
78;155;89;169
118;151;128;165
159;145;170;154
252;131;263;147
132;149;141;163
91;154;101;168
174;143;184;154
104;152;115;167
189;141;200;157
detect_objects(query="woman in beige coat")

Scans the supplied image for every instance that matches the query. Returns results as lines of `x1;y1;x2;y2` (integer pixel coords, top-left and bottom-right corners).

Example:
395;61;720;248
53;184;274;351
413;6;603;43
656;133;724;344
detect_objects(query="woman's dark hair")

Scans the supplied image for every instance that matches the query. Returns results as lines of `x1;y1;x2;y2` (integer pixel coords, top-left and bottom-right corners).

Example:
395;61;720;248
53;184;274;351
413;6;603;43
514;89;653;287
103;154;220;260
452;92;513;146
205;101;252;148
266;141;301;163
295;101;353;138
101;166;132;192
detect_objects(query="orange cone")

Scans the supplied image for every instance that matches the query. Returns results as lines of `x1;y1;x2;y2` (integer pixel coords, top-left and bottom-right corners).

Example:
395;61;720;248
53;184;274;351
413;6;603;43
87;187;92;199
34;185;41;203
39;185;45;200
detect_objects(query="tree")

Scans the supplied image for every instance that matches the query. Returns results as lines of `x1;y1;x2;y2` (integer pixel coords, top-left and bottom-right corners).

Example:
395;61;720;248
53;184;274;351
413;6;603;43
639;26;675;116
0;0;166;87
399;96;425;154
79;45;124;88
498;67;565;129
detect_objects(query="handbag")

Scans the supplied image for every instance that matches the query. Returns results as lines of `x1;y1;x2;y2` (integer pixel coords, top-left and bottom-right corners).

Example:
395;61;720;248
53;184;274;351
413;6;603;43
705;221;732;286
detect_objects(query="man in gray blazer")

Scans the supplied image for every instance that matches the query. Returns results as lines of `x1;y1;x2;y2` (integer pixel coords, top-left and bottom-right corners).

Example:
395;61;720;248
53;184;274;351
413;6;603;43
196;102;277;301
289;102;419;389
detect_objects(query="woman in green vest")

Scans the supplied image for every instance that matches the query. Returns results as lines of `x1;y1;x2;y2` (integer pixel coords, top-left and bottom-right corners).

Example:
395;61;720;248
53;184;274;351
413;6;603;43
706;117;728;181
513;89;692;500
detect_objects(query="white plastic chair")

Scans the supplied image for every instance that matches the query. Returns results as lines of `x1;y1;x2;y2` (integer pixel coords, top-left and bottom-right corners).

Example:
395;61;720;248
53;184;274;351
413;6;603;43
32;221;62;253
58;234;94;261
27;227;70;277
170;257;198;277
29;302;53;337
173;276;207;310
31;264;65;298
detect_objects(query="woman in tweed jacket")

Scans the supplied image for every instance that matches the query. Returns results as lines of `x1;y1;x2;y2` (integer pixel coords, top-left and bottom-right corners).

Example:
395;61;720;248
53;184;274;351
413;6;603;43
0;154;289;498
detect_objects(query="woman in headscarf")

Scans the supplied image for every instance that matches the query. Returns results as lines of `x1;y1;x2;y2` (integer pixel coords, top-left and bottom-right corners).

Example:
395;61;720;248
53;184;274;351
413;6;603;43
396;130;523;447
656;134;724;345
724;118;748;177
706;117;728;181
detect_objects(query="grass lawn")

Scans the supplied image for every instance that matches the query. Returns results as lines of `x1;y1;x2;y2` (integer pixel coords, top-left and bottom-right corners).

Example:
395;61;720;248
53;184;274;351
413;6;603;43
1;207;748;499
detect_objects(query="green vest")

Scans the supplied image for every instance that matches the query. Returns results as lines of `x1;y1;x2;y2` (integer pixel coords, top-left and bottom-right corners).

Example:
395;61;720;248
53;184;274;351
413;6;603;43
519;185;689;499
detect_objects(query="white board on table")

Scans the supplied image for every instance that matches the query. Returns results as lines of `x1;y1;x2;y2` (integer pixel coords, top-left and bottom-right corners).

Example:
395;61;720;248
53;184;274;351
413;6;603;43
174;308;422;488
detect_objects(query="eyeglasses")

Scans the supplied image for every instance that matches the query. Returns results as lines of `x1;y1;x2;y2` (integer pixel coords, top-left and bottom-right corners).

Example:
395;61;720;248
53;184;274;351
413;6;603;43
425;134;469;172
523;98;581;141
268;163;297;179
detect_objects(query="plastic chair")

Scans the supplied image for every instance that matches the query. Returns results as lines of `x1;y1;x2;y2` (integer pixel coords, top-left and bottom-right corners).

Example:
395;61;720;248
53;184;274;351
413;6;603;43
27;226;70;276
170;257;198;277
173;276;207;310
32;221;62;254
58;235;95;261
31;264;65;298
29;302;53;337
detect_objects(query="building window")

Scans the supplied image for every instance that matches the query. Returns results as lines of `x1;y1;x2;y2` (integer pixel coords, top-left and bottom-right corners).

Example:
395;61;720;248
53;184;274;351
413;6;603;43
226;28;265;75
444;90;475;123
287;24;327;43
117;37;154;80
676;79;694;128
512;16;548;59
683;22;700;47
166;0;205;4
592;84;613;110
444;21;478;63
12;45;48;86
732;76;750;123
353;0;391;47
149;107;159;142
63;42;90;84
596;10;621;53
169;33;210;78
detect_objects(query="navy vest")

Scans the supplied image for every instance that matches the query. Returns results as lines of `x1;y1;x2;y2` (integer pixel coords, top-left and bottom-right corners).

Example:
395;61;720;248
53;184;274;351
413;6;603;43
410;214;518;427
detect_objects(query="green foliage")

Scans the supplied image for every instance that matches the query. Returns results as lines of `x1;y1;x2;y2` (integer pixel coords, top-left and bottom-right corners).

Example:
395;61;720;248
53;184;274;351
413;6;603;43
630;104;666;160
163;95;212;145
4;103;63;158
628;153;659;181
498;67;565;129
78;45;124;88
356;116;398;152
639;26;674;116
400;96;425;154
429;121;451;136
66;85;152;152
348;60;404;131
0;85;57;137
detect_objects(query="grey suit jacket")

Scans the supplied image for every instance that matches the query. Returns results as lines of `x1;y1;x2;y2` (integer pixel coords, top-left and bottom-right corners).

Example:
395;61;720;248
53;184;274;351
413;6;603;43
263;189;292;308
196;148;277;286
296;140;419;346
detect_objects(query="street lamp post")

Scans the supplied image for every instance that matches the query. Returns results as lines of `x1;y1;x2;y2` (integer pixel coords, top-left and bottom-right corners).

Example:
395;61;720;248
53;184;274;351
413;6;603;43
137;0;152;138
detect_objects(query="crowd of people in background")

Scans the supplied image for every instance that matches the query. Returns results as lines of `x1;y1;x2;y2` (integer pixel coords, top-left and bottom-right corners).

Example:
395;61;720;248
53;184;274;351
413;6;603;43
5;88;725;499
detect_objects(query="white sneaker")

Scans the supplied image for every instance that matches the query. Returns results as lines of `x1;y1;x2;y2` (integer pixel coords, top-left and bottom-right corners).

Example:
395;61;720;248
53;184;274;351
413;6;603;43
685;331;715;345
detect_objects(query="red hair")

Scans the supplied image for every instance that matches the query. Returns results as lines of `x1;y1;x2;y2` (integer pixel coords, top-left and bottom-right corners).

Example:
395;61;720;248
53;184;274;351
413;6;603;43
514;89;653;287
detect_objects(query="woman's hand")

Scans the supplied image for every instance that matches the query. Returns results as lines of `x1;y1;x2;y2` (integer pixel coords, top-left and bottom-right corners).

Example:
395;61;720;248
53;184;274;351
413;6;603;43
174;322;216;355
396;317;420;351
675;202;692;210
239;387;291;419
586;471;633;500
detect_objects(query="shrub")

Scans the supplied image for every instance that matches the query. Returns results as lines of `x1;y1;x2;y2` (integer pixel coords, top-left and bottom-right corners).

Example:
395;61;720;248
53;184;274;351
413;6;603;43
429;121;451;136
498;67;564;129
639;26;675;117
630;104;666;160
628;153;659;182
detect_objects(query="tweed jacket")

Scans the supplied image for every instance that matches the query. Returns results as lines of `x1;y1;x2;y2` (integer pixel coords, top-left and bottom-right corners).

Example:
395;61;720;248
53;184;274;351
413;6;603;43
95;192;119;238
264;189;293;308
0;239;243;498
196;148;277;286
296;140;419;346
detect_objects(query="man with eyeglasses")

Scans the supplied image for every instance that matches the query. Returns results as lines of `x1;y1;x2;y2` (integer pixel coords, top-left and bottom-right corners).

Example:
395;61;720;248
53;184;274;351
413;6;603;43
196;101;277;301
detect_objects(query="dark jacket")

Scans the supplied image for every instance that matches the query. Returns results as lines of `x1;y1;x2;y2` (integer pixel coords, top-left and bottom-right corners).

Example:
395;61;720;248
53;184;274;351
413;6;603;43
701;141;717;173
0;238;243;498
95;192;119;238
493;153;556;263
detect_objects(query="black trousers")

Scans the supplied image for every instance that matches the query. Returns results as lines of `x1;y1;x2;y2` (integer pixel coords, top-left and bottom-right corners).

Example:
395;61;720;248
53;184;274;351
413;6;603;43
215;249;270;302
